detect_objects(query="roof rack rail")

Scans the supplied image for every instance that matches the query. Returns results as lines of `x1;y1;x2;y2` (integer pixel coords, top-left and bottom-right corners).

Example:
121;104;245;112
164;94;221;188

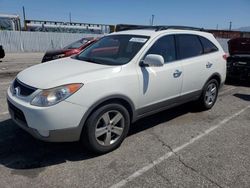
155;25;204;31
115;24;205;32
115;24;157;32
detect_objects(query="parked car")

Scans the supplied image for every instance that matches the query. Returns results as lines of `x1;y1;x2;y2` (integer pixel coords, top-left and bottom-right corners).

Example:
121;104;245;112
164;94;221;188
7;26;226;153
41;37;98;63
227;37;250;80
0;45;5;59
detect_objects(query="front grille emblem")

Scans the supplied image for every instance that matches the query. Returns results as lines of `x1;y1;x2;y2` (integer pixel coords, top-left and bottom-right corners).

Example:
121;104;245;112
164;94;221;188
13;86;20;96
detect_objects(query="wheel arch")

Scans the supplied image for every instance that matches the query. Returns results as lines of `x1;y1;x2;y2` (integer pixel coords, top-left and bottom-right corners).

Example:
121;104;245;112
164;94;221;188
76;95;136;140
204;73;222;89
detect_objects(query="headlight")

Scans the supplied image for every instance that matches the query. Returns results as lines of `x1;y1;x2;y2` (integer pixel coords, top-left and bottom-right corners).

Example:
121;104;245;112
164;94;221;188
31;83;83;107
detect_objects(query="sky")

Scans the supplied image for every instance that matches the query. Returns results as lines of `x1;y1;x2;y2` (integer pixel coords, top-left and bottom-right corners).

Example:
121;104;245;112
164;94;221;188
0;0;249;29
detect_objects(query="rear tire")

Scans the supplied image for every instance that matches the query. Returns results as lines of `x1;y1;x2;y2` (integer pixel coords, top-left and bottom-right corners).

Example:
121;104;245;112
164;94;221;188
197;79;219;110
81;103;130;154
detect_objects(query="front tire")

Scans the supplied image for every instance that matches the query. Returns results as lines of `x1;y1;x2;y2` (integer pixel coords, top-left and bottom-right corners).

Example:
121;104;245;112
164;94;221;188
197;79;219;110
81;103;130;154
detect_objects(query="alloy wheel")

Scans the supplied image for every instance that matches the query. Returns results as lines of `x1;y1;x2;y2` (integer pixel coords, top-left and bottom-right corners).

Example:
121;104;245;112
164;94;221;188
205;83;217;106
95;110;125;146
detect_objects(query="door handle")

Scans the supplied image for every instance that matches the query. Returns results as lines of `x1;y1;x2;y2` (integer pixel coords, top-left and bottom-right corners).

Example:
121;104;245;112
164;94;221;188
206;62;213;68
173;70;182;78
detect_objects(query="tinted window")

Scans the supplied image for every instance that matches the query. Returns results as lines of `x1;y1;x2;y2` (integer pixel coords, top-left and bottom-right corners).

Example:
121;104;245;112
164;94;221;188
199;36;218;54
177;34;203;59
146;35;176;63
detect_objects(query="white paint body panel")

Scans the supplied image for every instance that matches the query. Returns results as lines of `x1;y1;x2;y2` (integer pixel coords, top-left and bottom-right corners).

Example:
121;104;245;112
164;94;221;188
137;62;183;108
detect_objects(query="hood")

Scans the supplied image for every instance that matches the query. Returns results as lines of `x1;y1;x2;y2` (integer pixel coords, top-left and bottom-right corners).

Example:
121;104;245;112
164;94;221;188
228;38;250;55
44;49;69;56
17;57;121;89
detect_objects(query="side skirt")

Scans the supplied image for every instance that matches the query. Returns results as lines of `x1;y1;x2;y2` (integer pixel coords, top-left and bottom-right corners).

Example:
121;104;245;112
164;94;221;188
133;90;202;122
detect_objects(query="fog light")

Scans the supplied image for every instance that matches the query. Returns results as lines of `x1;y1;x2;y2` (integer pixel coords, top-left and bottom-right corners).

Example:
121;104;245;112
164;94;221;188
37;129;50;137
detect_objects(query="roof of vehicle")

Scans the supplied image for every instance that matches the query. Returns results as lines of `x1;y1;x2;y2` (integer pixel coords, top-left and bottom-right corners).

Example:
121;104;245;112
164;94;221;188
110;29;157;36
228;37;250;55
110;24;211;37
0;13;20;18
110;28;212;38
228;37;250;43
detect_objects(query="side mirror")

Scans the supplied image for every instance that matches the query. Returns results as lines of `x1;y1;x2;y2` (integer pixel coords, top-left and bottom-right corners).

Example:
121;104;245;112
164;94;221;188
141;54;164;67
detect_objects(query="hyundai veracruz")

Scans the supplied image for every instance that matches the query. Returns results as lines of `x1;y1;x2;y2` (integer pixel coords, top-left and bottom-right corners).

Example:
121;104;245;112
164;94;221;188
7;27;227;153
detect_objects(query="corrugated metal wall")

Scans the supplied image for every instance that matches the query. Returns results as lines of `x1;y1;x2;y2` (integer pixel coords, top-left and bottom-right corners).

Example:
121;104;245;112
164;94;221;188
0;30;229;53
0;30;103;52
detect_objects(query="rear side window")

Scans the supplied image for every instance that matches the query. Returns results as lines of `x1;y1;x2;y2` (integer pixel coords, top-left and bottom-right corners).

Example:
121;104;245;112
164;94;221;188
199;36;218;54
146;35;176;63
176;34;203;59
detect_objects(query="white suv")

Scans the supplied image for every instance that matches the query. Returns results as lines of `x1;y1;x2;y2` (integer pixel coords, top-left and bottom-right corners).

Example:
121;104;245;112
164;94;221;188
7;27;227;153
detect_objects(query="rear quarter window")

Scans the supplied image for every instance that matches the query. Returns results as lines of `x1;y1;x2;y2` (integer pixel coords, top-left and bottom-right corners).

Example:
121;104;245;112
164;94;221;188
199;36;218;54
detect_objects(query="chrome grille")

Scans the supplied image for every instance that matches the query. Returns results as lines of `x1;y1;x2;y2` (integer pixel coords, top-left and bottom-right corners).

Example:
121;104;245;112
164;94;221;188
13;79;37;96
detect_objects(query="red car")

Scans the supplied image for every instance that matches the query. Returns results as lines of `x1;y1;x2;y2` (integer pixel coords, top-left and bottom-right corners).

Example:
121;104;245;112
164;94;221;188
41;37;98;63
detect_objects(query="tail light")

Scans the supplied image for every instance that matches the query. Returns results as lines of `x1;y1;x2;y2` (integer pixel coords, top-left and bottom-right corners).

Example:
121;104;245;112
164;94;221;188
223;53;228;60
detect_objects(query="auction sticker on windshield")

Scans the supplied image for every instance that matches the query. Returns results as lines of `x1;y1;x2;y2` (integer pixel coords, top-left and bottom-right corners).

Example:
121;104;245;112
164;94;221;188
129;37;148;43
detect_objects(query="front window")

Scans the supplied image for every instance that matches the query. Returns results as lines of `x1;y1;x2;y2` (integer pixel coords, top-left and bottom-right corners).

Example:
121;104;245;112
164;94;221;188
145;35;176;63
0;17;15;30
75;35;150;65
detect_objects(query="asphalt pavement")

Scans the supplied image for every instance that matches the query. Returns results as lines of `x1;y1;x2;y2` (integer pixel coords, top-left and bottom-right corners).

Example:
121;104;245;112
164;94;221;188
0;54;249;187
0;53;43;78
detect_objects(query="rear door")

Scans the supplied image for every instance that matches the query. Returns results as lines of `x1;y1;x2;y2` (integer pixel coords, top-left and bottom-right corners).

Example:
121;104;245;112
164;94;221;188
176;34;218;96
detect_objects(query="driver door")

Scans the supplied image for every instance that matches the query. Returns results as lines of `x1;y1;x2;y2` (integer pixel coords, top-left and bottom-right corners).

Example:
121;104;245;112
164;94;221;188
137;35;183;115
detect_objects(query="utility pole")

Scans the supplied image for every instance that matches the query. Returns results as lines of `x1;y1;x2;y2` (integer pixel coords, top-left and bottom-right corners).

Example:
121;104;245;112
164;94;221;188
151;14;155;26
216;24;218;30
22;6;26;30
69;12;72;23
229;21;232;31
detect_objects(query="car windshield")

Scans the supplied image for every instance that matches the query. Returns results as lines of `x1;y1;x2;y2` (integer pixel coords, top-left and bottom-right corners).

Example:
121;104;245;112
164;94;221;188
75;35;150;65
64;38;91;49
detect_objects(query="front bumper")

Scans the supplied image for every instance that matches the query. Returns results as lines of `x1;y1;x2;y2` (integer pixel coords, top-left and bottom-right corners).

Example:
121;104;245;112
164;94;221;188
7;87;87;142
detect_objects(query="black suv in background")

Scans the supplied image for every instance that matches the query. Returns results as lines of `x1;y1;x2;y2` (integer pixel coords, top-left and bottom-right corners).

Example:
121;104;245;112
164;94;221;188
0;45;5;59
227;38;250;80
